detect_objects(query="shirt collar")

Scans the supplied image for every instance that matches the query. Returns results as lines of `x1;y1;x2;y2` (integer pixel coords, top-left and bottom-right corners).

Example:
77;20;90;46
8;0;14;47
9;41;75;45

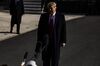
52;12;56;16
49;12;56;16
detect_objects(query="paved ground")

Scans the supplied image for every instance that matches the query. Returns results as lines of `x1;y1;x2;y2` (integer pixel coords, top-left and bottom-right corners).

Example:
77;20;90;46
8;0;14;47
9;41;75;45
62;16;100;66
0;12;84;41
0;12;88;66
1;12;100;66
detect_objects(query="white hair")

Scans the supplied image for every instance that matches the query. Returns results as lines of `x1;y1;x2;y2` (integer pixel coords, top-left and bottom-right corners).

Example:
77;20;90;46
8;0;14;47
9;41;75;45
47;2;57;8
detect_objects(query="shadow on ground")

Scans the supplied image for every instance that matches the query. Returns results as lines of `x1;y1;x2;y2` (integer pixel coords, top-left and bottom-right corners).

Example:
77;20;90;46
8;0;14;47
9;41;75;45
0;29;41;66
60;16;100;66
0;16;100;66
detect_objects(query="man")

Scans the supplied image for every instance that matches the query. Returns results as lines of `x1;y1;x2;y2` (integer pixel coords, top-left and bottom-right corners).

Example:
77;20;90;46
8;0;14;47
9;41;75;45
9;0;24;34
34;2;66;66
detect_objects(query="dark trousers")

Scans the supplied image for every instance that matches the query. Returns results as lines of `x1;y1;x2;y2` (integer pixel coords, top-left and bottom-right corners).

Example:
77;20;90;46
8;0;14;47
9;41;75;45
43;58;59;66
42;45;59;66
10;15;22;33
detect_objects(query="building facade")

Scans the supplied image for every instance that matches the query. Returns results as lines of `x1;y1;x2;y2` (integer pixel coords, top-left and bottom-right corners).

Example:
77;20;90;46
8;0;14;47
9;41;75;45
0;0;99;14
0;0;9;10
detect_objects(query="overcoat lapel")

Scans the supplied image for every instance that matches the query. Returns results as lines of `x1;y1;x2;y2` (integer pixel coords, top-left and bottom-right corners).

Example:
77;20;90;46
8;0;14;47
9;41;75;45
46;13;49;26
55;13;59;30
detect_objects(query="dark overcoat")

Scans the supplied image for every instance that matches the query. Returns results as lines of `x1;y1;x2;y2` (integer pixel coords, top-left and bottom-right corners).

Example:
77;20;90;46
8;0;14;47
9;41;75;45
35;12;66;61
9;0;24;15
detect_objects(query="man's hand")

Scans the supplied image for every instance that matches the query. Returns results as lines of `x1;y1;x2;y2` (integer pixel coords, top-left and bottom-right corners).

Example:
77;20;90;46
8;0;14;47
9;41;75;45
61;43;66;47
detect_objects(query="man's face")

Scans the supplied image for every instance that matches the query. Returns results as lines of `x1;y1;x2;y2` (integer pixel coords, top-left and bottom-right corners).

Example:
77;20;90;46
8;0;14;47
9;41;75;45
49;4;57;14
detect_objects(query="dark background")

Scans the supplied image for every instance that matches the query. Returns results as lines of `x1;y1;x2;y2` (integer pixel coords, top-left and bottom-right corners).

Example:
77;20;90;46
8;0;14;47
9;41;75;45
0;0;100;15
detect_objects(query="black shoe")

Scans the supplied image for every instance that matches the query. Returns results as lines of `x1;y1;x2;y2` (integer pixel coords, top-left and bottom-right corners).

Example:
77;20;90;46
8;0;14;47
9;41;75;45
17;32;20;34
10;31;12;33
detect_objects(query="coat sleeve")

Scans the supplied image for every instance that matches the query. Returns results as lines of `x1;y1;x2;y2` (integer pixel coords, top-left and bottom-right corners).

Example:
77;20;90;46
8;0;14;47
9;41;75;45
9;0;14;15
20;0;24;14
17;0;24;15
60;14;66;44
35;14;44;53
